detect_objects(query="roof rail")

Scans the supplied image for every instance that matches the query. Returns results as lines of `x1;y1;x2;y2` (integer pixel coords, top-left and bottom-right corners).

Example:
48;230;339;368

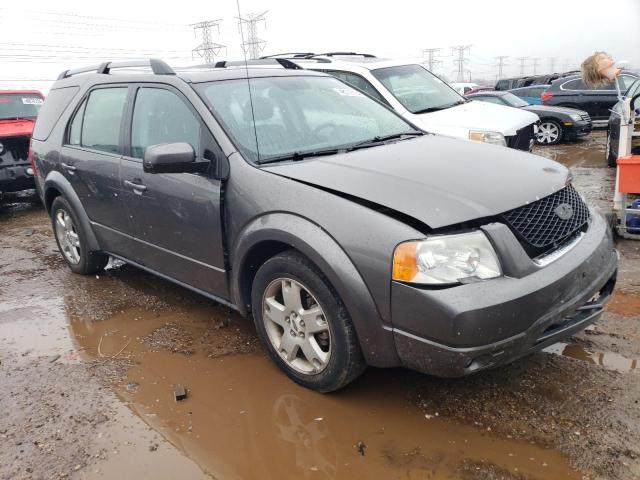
316;52;376;58
260;52;316;59
57;58;175;80
213;58;304;70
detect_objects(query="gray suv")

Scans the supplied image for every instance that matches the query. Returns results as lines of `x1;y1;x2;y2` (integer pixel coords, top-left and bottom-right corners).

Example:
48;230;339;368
32;59;617;392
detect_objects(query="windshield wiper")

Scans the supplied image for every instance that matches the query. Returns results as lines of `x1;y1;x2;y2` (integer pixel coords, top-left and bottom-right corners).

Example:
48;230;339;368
413;100;467;115
258;148;343;165
345;131;423;151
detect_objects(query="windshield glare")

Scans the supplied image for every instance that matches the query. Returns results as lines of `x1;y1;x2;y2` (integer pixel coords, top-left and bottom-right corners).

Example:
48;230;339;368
198;76;417;163
0;94;43;120
371;64;463;114
501;92;530;108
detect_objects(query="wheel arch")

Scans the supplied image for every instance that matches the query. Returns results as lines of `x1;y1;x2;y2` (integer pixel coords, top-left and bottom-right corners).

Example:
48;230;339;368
230;212;400;368
44;170;100;251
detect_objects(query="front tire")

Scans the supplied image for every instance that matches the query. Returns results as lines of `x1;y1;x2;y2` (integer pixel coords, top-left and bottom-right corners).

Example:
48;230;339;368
605;129;617;168
251;250;365;392
50;196;108;275
536;119;563;145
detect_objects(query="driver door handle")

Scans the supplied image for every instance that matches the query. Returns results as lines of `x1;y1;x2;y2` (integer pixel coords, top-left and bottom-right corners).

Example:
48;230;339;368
124;180;147;193
61;162;77;173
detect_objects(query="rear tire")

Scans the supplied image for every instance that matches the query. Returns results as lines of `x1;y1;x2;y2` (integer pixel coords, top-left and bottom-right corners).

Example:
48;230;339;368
50;196;108;275
251;250;365;392
605;130;617;168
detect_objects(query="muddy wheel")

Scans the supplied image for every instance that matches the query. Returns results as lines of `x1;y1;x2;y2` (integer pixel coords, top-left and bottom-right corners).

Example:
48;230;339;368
251;250;365;392
50;196;108;275
536;119;563;145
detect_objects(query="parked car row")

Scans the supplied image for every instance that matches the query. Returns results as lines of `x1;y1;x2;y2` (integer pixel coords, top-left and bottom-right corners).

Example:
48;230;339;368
0;90;44;199
29;57;618;392
495;71;579;91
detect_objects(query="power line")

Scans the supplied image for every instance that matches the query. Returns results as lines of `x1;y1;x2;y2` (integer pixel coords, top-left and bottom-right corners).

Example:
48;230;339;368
451;44;471;82
494;56;509;80
237;11;268;60
516;56;530;76
191;20;226;64
0;7;186;27
421;48;441;71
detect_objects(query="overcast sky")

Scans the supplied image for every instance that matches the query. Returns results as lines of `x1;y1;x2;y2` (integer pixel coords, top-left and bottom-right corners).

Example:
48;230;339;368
1;0;639;91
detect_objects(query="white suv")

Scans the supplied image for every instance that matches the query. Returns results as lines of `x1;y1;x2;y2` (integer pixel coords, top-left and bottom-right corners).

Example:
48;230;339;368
267;53;540;151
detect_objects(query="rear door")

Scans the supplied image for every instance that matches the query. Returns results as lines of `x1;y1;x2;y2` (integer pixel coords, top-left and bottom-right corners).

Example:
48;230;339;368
60;86;131;250
119;84;228;298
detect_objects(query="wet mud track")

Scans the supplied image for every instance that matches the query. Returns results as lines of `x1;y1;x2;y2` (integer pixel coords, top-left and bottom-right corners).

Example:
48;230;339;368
1;132;640;480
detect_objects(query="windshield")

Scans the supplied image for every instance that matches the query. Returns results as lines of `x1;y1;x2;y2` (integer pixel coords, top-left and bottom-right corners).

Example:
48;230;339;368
0;93;43;120
198;76;418;163
371;64;464;114
501;92;530;108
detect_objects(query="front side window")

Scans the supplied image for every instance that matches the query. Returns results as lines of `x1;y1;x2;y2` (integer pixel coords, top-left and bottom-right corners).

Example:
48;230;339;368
197;76;417;163
81;88;128;154
131;88;201;159
0;93;43;120
371;64;464;114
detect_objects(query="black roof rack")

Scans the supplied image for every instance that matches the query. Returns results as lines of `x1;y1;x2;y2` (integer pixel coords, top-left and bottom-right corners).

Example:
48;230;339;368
316;52;376;58
213;58;303;70
57;58;175;80
260;52;316;59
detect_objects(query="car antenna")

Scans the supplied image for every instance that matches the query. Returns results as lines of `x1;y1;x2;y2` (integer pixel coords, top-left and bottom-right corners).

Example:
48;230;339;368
236;0;261;163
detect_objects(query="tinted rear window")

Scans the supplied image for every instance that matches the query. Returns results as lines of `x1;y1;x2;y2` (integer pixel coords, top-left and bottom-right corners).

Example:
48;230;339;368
32;87;80;141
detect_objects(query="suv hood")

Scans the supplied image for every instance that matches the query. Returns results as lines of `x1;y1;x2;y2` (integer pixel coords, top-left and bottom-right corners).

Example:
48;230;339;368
263;135;569;229
0;118;35;138
407;100;539;137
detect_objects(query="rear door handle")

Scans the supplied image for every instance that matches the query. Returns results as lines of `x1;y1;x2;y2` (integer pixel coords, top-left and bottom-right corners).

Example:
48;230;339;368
124;179;147;193
61;162;77;173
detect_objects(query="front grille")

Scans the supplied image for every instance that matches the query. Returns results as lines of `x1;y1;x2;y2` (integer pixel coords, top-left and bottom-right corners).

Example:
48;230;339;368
501;185;590;256
506;123;536;151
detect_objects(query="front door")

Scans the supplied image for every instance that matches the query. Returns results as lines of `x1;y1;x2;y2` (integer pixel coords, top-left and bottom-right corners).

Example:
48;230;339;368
120;85;228;299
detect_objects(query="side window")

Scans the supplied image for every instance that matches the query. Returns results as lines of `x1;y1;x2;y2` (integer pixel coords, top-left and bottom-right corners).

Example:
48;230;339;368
67;100;86;146
475;96;504;105
620;75;638;92
325;71;387;104
561;79;585;91
81;88;128;154
131;88;201;159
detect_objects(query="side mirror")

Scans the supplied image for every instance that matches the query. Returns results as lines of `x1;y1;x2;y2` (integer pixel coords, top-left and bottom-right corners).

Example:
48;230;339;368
143;143;209;174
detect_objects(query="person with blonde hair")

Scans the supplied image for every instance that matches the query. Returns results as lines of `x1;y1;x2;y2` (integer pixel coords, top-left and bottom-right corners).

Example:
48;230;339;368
581;52;621;89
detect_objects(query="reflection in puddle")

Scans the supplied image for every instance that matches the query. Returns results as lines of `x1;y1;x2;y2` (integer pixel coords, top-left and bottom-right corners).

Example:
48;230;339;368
65;305;581;480
544;342;638;373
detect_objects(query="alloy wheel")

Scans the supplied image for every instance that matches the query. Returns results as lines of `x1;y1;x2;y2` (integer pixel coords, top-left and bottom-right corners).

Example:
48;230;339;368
54;209;81;265
262;278;332;374
536;121;560;144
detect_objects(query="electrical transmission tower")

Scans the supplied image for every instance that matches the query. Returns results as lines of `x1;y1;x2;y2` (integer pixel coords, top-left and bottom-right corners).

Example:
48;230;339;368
532;57;540;74
517;56;530;76
548;56;557;73
451;44;471;82
191;20;226;64
562;59;569;72
494;56;509;80
422;48;441;71
237;11;268;60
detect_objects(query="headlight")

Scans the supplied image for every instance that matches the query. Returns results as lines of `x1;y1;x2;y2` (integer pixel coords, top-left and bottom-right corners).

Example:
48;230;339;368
393;231;502;285
0;142;4;155
569;113;581;122
469;130;507;147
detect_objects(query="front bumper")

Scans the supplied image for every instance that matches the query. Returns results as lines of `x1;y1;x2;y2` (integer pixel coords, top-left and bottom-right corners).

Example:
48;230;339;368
566;119;593;139
391;209;618;377
0;163;34;194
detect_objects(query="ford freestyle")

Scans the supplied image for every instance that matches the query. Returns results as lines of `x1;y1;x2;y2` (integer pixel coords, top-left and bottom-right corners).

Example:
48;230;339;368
0;90;44;198
32;59;617;392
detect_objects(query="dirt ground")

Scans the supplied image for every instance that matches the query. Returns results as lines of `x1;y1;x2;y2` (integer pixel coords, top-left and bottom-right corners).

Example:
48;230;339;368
1;130;639;480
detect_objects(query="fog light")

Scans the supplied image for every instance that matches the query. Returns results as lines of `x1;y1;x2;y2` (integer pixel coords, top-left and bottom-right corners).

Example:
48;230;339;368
26;167;34;176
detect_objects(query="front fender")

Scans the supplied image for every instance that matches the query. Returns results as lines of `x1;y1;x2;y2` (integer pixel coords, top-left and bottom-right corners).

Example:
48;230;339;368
44;170;100;252
231;212;400;368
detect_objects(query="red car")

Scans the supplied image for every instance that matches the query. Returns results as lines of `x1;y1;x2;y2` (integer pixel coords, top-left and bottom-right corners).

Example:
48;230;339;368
0;90;44;198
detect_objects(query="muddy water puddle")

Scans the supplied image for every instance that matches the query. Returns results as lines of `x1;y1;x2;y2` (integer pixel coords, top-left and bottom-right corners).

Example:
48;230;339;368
54;303;579;480
544;341;638;374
